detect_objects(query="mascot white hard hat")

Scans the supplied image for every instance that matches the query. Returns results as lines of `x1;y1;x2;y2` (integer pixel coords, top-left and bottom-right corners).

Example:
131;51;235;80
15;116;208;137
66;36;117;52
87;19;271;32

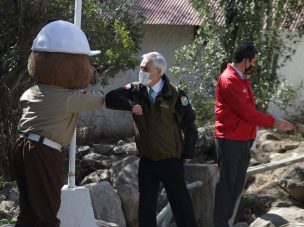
31;20;100;56
28;20;100;89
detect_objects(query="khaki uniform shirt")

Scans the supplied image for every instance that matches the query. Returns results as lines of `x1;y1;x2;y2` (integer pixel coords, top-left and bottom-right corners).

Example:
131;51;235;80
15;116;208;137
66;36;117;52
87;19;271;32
18;84;104;147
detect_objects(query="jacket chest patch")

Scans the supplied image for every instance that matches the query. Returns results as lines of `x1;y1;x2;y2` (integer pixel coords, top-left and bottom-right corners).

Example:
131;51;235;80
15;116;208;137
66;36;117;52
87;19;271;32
242;88;250;99
159;103;170;109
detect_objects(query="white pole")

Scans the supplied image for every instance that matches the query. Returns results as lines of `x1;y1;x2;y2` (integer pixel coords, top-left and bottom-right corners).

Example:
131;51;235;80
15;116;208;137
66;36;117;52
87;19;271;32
68;129;76;188
74;0;82;28
68;0;83;188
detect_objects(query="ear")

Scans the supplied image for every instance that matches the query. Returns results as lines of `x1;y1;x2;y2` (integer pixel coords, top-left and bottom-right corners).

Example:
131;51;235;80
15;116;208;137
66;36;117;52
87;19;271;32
157;68;162;77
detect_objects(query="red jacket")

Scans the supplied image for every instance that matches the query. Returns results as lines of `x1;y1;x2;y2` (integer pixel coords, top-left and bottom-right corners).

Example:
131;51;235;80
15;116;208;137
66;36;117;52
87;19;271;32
214;64;275;141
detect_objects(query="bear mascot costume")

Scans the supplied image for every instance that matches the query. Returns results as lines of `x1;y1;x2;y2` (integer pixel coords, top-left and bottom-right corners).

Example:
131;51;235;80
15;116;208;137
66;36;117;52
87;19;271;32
11;20;104;227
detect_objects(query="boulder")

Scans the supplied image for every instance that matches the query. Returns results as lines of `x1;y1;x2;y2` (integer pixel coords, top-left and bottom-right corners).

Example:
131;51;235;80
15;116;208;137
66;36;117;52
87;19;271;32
83;153;102;160
112;155;139;178
80;169;112;185
0;182;19;204
96;219;119;227
234;223;249;227
0;200;18;219
84;182;126;227
114;160;139;188
269;151;301;162
260;140;284;153
249;207;304;227
183;164;219;227
76;145;91;158
279;164;304;201
81;158;112;170
195;125;215;161
117;184;139;227
257;130;281;142
93;144;114;155
281;142;299;151
113;142;138;155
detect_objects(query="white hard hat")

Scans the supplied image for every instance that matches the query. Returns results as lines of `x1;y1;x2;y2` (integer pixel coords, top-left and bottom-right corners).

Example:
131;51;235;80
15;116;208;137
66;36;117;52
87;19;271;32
31;20;101;56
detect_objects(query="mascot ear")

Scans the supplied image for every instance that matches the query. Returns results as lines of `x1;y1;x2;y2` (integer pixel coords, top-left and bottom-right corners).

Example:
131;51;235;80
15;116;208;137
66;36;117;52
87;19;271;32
28;52;91;89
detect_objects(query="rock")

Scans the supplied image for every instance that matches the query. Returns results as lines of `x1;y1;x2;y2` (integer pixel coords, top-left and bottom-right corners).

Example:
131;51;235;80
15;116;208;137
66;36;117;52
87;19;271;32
249;158;259;166
93;144;114;155
249;207;304;227
258;130;281;142
96;219;119;227
280;223;304;227
81;158;112;170
80;169;112;185
112;155;139;178
114;160;139;188
76;145;91;158
7;188;19;204
195;125;215;161
184;164;219;227
295;123;304;138
85;182;126;227
279;164;304;201
234;222;249;227
260;140;284;153
250;219;275;227
117;140;126;146
0;182;19;204
117;184;139;227
282;142;299;151
83;152;102;160
0;200;18;219
260;140;300;154
269;151;301;162
271;199;295;208
113;142;138;155
109;155;119;162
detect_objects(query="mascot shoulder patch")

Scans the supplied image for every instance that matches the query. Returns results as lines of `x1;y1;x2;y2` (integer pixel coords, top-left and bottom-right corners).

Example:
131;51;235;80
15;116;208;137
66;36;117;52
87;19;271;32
181;96;189;106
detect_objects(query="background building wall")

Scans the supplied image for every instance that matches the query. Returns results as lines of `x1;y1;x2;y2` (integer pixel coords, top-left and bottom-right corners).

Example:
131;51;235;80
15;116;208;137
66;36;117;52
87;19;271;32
268;33;304;118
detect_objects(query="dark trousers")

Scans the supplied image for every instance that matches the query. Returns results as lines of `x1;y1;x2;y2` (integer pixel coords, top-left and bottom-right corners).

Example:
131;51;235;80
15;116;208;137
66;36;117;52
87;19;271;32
11;137;65;227
138;158;198;227
213;139;253;227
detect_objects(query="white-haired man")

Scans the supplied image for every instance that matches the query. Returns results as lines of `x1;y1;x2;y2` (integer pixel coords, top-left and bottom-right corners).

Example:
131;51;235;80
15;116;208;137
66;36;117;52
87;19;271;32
106;52;198;227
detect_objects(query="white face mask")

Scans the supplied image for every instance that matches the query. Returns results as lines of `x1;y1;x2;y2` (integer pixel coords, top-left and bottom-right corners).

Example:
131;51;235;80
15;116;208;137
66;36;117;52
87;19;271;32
139;70;152;86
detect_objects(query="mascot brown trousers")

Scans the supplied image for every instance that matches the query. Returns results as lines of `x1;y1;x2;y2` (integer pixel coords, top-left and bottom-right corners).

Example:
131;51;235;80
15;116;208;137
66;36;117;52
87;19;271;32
11;137;64;227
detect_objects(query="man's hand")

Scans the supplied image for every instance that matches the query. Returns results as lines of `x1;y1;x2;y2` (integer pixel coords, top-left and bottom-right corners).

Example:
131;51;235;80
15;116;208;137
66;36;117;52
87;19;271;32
184;159;192;163
273;118;294;132
132;104;143;116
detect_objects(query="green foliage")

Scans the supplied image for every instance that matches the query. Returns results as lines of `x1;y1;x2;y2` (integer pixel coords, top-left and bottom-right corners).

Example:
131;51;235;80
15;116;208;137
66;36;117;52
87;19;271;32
0;219;17;225
172;0;304;124
81;0;145;82
0;0;144;179
0;175;8;190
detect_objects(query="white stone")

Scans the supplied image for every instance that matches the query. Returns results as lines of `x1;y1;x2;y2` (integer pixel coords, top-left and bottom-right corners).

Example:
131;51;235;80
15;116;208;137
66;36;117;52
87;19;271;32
57;185;97;227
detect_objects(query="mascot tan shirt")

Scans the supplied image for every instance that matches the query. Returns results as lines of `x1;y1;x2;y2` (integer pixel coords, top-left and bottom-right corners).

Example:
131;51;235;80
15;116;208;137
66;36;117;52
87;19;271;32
18;84;104;147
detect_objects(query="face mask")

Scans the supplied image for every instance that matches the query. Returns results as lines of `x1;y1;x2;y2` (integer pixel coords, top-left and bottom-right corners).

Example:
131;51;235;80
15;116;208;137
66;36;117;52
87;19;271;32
244;65;255;75
139;70;152;86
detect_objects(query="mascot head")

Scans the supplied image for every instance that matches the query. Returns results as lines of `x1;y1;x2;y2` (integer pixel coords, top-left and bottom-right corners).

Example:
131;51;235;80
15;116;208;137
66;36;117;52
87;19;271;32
28;20;100;89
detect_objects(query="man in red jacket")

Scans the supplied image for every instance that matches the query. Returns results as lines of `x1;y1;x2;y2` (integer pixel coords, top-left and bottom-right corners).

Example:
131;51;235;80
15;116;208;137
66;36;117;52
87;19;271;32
213;42;293;227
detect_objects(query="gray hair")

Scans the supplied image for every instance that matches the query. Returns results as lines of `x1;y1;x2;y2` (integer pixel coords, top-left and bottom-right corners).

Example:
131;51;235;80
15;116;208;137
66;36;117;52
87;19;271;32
142;52;167;75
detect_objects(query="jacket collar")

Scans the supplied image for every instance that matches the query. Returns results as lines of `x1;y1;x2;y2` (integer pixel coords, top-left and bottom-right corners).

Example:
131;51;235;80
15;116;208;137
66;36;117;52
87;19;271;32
157;75;174;100
226;64;248;81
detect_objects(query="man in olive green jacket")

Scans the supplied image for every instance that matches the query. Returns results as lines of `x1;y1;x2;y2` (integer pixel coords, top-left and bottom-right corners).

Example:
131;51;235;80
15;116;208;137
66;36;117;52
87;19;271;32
106;52;198;227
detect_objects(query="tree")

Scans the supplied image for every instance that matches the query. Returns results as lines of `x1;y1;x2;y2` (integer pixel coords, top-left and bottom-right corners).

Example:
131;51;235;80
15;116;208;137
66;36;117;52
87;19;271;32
171;0;304;124
0;0;144;178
